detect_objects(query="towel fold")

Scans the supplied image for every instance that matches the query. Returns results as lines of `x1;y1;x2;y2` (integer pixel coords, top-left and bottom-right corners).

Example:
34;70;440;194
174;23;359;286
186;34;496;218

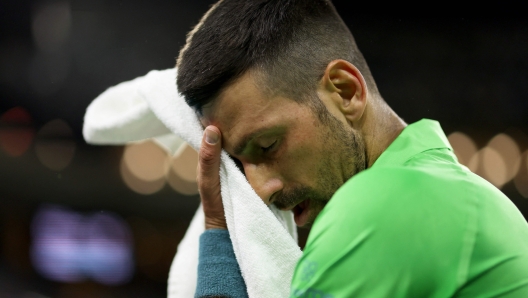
83;68;302;297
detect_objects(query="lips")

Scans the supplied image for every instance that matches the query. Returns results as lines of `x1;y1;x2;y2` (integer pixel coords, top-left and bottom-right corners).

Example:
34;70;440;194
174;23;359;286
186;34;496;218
292;199;310;227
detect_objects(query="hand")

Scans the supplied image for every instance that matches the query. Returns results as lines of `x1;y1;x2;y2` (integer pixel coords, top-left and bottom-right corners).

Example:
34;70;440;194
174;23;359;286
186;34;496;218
198;126;227;230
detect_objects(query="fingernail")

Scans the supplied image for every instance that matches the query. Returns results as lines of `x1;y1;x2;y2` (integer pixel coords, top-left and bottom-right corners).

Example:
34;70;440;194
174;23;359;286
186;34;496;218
205;129;219;144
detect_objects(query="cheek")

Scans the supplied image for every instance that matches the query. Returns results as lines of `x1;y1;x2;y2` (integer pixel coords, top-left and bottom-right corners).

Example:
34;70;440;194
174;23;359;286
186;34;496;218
278;136;323;182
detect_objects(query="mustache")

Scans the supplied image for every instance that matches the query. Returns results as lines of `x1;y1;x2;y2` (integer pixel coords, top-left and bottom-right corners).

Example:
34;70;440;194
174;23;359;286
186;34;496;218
273;186;318;210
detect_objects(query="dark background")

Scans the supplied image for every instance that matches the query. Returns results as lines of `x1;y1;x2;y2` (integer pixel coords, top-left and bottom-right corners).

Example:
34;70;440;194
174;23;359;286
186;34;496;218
1;0;527;297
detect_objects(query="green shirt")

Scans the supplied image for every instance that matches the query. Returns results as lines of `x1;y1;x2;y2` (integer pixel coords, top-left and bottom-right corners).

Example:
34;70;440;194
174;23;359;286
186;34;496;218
290;119;528;298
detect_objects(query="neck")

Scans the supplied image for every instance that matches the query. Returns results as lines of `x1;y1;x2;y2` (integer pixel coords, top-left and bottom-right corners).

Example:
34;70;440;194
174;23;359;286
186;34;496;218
358;96;407;168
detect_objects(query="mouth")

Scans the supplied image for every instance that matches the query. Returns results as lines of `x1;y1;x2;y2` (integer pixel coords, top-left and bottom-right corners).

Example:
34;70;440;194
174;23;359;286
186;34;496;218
292;200;310;227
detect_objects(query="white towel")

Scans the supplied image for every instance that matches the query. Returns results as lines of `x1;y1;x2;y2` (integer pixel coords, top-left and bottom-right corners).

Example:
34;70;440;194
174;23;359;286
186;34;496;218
83;68;302;297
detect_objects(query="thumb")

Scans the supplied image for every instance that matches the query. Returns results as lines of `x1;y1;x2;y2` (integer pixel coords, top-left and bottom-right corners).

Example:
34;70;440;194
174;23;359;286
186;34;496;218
198;126;226;230
199;126;221;178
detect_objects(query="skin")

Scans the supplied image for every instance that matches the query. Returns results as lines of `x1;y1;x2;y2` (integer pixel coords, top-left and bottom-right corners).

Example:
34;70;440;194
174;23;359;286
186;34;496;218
197;59;407;230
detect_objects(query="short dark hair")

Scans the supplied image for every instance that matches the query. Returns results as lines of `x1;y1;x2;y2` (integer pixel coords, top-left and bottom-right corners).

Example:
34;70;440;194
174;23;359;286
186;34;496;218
176;0;378;115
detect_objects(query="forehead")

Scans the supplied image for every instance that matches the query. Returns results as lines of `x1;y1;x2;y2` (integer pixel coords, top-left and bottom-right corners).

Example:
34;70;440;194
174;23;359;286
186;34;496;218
200;72;303;152
202;72;269;126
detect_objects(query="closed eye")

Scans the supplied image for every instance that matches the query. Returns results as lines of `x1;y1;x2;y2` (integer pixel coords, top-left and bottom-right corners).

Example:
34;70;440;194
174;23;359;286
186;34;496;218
261;140;277;153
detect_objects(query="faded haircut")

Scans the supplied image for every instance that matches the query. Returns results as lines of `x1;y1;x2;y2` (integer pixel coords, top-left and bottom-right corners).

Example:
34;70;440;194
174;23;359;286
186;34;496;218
176;0;378;115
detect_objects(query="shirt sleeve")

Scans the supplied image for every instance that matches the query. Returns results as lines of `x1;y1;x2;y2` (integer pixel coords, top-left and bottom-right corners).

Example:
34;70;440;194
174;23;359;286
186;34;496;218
196;229;248;298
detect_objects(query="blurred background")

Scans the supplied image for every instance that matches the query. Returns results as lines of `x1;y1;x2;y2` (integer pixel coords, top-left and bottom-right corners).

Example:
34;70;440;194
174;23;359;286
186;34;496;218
1;0;527;297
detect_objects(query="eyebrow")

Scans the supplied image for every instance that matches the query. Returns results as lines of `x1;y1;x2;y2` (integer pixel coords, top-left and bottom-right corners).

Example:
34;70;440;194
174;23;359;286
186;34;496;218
232;128;270;156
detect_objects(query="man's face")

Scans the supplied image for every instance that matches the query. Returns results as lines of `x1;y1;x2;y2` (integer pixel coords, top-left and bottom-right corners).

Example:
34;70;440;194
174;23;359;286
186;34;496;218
201;72;366;227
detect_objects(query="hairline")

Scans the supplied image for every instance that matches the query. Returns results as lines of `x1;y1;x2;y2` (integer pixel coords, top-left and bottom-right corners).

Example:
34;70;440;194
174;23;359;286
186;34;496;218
198;67;337;137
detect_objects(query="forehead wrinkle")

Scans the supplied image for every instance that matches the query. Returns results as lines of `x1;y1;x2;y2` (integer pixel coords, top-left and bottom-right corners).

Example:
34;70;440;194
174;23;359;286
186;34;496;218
202;70;279;155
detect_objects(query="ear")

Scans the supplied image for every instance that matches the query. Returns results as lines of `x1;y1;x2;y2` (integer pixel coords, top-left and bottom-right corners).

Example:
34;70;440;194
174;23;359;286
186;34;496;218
319;59;368;124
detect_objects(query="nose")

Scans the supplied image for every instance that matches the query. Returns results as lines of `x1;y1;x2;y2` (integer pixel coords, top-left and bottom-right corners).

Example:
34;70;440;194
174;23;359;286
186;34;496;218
242;162;283;205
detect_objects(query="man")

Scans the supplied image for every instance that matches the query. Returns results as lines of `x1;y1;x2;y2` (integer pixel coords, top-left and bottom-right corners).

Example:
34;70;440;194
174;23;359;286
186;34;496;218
176;0;528;297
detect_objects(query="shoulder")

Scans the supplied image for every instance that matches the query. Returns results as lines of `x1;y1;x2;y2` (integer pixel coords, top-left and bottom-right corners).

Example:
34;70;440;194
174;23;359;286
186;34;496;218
317;166;455;226
306;165;472;265
296;165;528;297
295;166;467;296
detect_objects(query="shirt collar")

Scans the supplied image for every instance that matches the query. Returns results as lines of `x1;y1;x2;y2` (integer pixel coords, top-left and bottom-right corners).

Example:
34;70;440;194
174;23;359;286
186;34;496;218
372;119;453;168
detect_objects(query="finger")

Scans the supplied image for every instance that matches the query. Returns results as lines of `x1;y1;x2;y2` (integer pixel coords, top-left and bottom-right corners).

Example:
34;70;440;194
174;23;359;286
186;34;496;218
199;126;222;197
198;126;226;229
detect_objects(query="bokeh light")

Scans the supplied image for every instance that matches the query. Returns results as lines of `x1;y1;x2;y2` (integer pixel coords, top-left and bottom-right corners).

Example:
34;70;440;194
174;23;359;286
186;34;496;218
166;169;198;196
468;133;522;189
514;151;528;198
468;150;480;174
464;133;523;189
166;143;198;195
120;140;170;195
0;107;35;157
448;132;477;167
487;133;521;182
84;213;135;285
32;2;71;53
31;205;134;285
35;119;76;171
123;140;170;182
480;147;508;188
172;144;198;183
120;158;166;195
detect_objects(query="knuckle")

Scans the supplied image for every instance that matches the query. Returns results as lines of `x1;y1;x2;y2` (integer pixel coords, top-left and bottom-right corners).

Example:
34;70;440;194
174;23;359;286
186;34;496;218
199;149;218;166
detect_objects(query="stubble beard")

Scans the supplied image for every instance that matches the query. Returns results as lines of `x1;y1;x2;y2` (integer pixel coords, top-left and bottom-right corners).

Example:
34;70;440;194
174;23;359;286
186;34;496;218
274;107;366;228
